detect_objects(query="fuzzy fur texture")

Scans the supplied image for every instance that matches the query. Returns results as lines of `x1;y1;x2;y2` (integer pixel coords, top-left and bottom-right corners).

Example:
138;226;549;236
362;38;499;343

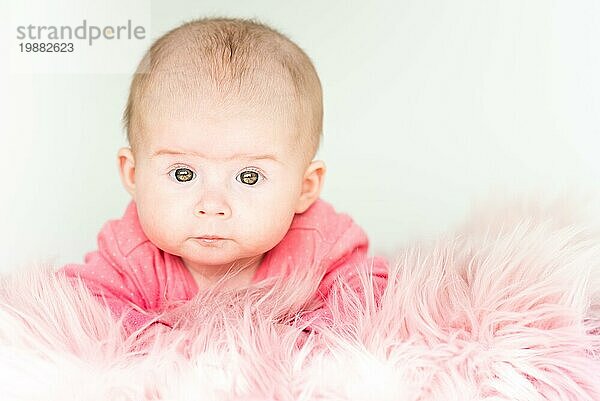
1;194;599;401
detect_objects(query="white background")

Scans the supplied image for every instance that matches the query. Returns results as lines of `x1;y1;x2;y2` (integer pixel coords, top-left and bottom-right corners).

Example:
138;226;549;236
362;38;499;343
0;0;599;271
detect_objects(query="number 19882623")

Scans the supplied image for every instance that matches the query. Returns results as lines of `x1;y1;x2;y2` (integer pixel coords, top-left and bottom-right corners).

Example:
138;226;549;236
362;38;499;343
19;42;74;52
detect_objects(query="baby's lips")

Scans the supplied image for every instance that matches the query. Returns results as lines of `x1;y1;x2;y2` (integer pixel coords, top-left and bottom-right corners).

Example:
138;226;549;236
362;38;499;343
196;235;225;239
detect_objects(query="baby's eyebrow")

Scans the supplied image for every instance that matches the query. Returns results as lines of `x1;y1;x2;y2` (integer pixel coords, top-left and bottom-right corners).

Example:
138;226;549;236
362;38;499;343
151;149;279;162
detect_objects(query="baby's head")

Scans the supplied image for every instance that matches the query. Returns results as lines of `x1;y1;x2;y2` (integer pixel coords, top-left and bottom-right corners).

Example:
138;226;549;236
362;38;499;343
117;17;325;281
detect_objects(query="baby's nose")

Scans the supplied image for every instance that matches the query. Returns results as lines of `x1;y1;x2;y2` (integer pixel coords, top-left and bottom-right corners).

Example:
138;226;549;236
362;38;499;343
195;202;231;218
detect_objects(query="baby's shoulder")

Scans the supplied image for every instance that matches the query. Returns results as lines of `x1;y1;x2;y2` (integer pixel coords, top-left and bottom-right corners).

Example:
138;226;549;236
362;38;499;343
97;201;150;258
290;198;355;232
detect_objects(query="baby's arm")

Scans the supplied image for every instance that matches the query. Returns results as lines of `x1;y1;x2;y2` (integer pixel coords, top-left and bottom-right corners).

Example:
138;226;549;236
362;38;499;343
57;249;163;336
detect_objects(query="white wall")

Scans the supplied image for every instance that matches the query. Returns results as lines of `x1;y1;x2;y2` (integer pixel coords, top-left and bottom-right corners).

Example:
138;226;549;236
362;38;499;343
1;0;599;271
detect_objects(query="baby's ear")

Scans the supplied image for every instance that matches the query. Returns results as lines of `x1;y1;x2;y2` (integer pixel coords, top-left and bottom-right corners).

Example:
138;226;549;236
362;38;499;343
295;160;326;214
117;147;136;199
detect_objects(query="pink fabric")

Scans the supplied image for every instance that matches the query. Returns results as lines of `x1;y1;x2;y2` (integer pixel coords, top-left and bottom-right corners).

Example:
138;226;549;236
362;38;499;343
58;198;388;334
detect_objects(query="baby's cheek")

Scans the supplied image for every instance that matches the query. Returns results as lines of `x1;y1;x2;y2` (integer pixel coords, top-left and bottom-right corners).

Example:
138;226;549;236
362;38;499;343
137;210;178;252
263;217;294;249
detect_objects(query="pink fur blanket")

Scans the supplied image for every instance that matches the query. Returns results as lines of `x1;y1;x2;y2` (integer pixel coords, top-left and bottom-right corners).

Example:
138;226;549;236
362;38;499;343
1;196;599;401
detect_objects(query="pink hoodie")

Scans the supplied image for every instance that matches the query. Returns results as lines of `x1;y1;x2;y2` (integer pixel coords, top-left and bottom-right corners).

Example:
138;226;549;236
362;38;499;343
58;198;388;335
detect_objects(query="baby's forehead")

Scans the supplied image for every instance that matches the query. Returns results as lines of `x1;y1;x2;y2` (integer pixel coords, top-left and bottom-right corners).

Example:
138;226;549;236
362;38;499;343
141;116;299;165
139;90;298;144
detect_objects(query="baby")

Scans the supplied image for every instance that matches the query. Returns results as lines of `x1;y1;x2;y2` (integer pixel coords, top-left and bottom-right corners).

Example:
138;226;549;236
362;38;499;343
59;17;389;336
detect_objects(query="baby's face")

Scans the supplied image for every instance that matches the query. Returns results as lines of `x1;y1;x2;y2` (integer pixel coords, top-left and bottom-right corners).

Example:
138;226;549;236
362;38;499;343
120;95;323;278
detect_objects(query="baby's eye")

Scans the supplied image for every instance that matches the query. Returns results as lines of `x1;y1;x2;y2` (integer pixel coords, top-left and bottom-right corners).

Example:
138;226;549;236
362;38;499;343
169;167;195;183
237;169;263;186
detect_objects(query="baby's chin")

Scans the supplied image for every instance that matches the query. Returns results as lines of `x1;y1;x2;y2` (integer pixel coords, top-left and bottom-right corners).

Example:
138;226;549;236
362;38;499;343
177;239;248;264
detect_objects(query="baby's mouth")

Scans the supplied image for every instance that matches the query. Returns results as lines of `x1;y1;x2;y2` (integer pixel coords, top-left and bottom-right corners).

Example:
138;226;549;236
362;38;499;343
194;236;227;245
